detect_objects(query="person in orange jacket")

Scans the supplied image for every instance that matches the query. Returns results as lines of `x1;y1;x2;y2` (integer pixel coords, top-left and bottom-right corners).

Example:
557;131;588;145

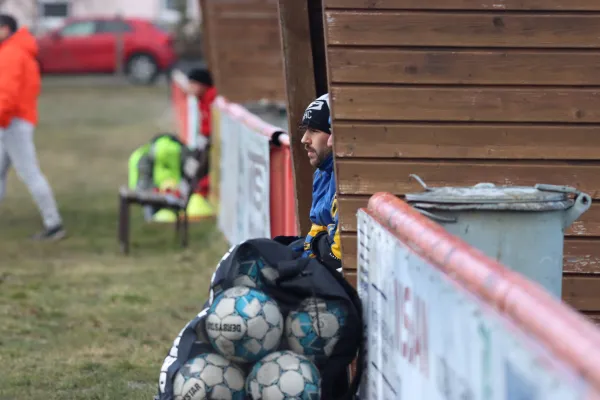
0;15;64;240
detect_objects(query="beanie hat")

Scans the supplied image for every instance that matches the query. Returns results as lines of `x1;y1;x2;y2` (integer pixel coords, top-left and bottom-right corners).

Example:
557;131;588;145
188;68;213;86
302;93;331;134
0;14;18;33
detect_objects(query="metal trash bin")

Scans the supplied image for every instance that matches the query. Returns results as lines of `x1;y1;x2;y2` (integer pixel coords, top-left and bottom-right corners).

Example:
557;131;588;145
405;175;592;298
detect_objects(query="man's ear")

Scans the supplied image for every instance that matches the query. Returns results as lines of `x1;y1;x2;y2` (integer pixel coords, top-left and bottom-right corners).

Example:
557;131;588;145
327;134;333;148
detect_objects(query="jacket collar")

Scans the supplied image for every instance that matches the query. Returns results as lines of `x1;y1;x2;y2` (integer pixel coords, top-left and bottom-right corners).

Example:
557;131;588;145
317;153;334;172
201;86;217;103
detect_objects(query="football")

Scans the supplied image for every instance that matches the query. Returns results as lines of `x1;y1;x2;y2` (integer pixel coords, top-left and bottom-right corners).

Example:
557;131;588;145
206;286;284;363
246;350;321;399
285;297;348;365
173;353;245;400
232;252;280;289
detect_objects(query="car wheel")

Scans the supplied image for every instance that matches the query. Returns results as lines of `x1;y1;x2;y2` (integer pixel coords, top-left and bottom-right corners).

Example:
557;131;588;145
125;53;159;85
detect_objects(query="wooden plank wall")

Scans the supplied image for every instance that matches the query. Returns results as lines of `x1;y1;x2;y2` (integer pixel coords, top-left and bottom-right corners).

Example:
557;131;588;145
202;0;286;103
322;0;600;320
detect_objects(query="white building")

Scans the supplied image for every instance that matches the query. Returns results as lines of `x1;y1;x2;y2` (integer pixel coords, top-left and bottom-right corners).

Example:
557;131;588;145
0;0;200;34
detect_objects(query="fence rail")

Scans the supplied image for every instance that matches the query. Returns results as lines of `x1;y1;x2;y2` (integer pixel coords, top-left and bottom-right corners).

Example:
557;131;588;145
359;192;600;399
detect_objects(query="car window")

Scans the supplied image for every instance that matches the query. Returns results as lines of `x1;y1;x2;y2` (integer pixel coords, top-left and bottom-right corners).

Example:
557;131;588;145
61;21;96;37
152;22;171;33
96;20;133;34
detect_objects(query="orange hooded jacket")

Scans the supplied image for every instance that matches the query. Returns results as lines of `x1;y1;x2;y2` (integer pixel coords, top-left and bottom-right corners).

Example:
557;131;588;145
0;28;40;128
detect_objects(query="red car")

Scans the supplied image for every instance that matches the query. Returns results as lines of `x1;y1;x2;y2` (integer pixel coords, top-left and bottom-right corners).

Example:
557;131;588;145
37;17;176;84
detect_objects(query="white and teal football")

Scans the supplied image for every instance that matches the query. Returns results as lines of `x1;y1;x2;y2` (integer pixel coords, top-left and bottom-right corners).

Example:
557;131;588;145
232;254;280;289
246;350;321;400
173;353;246;400
206;286;284;363
285;297;348;365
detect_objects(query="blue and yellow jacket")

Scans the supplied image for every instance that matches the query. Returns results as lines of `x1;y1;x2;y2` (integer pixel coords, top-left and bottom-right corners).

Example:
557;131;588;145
302;154;342;270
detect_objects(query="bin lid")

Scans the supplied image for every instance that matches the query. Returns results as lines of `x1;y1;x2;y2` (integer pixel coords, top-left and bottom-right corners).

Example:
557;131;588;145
405;179;576;211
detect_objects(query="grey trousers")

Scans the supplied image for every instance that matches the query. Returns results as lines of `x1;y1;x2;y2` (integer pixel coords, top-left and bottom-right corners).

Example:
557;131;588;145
0;118;62;229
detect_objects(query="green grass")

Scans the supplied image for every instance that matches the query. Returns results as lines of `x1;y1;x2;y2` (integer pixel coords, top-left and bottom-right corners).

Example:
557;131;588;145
0;81;228;399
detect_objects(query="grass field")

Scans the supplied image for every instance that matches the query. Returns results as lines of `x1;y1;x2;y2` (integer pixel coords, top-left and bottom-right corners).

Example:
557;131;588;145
0;81;228;399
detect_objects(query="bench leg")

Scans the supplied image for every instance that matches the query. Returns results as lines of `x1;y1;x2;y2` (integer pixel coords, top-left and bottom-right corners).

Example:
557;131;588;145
174;210;181;243
181;210;189;248
118;196;130;254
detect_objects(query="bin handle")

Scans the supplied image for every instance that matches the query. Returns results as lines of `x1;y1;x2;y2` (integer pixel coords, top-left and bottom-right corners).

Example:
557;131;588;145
413;207;458;223
563;192;592;229
535;184;592;229
534;184;580;195
409;174;434;191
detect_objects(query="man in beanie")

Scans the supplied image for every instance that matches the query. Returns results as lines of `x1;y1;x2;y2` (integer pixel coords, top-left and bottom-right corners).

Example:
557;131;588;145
185;68;217;216
299;93;341;272
0;14;64;240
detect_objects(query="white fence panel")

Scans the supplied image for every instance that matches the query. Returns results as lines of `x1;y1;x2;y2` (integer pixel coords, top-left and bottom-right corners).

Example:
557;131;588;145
357;209;591;400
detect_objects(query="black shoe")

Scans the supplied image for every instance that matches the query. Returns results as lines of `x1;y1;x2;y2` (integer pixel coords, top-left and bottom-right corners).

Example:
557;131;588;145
31;225;66;241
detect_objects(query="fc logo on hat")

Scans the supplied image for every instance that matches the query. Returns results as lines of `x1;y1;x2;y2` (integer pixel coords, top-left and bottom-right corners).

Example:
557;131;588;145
303;99;326;122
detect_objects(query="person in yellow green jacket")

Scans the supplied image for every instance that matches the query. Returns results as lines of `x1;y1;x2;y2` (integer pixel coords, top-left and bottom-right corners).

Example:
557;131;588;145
128;133;188;221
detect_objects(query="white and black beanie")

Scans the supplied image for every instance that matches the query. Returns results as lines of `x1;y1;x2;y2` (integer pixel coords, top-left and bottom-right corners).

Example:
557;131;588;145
301;93;331;134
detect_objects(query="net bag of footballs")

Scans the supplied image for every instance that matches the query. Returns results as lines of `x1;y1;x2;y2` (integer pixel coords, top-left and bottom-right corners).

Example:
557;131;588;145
156;239;364;400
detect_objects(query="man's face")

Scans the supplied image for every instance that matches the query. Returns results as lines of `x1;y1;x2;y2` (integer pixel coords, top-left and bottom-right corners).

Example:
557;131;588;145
0;26;11;42
301;127;332;167
188;81;208;97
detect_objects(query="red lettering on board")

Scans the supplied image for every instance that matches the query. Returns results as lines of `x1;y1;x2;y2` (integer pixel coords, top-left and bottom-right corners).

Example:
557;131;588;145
395;281;429;378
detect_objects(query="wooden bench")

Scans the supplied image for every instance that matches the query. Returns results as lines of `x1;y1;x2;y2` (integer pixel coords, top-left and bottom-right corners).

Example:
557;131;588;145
118;148;207;254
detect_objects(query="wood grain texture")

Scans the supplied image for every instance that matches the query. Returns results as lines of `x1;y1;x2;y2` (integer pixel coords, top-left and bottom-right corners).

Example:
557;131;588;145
328;48;600;85
563;240;600;274
335;159;600;198
563;276;600;311
332;86;600;123
337;196;600;237
204;0;285;103
213;77;285;104
324;0;600;11
324;0;600;315
338;197;369;233
210;1;279;15
344;271;357;289
326;11;600;48
341;233;600;274
333;123;600;160
277;0;319;235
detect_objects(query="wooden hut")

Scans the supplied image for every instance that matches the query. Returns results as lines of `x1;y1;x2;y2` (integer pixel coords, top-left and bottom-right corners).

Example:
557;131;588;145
200;0;286;104
278;0;600;322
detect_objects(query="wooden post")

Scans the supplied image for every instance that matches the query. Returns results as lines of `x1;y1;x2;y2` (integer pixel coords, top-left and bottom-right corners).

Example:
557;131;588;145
277;0;319;236
201;0;223;96
198;0;212;70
